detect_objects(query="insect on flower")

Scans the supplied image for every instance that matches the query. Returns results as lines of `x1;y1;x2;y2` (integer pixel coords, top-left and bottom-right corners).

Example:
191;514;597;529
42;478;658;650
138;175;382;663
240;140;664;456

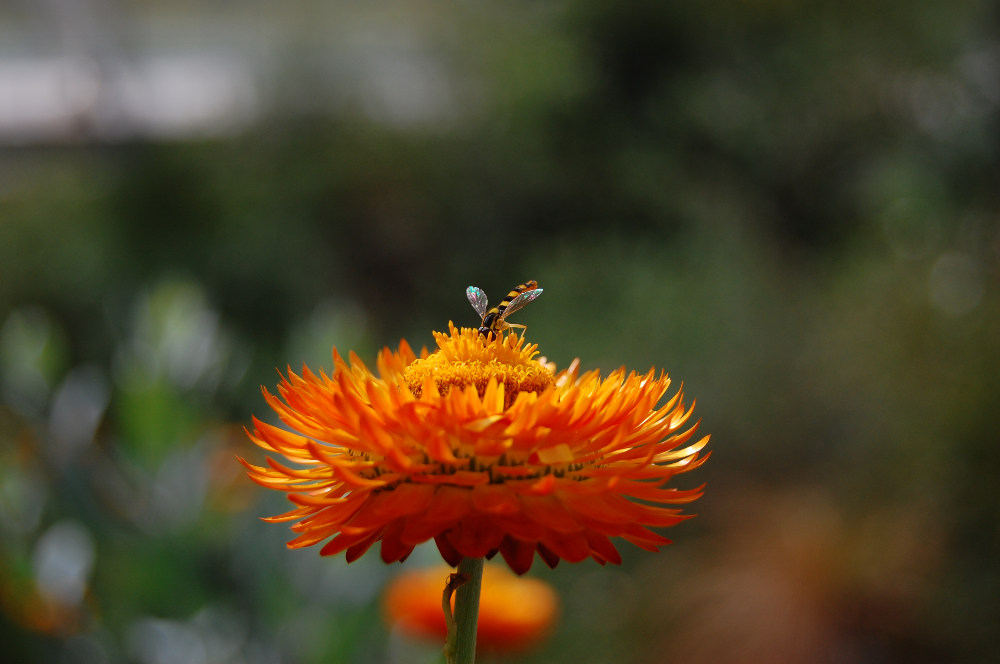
466;280;543;338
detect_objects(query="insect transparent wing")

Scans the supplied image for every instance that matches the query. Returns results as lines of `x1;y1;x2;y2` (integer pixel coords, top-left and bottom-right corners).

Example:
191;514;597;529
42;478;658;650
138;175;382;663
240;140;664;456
466;286;489;318
498;288;543;320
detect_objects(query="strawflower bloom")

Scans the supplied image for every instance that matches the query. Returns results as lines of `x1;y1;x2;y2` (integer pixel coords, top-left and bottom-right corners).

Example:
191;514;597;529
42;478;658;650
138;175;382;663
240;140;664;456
242;323;709;575
383;564;558;653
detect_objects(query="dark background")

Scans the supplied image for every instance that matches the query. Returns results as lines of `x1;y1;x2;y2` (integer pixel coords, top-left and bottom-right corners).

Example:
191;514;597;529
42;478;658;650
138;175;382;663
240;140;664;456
1;1;998;662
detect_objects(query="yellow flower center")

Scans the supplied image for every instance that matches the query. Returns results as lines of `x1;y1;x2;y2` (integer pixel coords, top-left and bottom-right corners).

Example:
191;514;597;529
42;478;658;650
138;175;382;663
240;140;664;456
403;325;555;409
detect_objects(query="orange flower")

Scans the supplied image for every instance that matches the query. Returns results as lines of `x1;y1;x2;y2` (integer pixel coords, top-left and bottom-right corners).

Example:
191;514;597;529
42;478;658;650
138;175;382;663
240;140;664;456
242;324;709;575
383;564;558;652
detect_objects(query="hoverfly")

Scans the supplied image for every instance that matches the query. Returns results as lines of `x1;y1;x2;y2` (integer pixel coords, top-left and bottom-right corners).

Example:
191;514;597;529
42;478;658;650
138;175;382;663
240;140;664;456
466;280;543;338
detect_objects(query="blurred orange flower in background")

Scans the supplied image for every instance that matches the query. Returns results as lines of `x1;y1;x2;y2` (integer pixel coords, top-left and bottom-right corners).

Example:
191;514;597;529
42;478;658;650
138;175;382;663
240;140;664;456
642;486;948;664
383;563;558;652
242;324;709;574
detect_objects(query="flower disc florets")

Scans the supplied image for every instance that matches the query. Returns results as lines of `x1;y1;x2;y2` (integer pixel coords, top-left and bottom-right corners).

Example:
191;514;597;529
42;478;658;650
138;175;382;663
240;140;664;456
404;327;554;409
242;323;709;574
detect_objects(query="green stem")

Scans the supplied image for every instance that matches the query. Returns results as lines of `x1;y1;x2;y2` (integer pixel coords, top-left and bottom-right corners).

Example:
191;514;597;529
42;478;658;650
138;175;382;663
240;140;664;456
445;557;484;664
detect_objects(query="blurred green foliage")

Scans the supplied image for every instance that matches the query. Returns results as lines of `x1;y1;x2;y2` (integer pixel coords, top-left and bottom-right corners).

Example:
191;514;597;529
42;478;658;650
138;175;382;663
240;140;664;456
1;0;998;662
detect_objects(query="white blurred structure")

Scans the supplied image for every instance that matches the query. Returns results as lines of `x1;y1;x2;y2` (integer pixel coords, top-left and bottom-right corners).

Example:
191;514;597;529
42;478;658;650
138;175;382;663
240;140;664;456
0;55;258;141
0;0;260;142
0;0;468;143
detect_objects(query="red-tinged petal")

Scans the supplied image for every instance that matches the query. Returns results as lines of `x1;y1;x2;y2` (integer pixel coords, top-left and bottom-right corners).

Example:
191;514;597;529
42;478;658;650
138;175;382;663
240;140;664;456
365;483;435;519
536;543;561;569
412;470;488;487
615;481;706;504
620;524;672;551
295;498;365;530
249;417;314;455
525;474;557;495
397;515;444;546
472;485;520;515
243;470;304;491
444;514;505;559
473;436;513;458
491;512;546;542
491;464;544;479
631;505;689;528
538;530;591;563
263;455;333;481
320;529;373;557
260;505;317;523
343;488;433;531
561;492;641;524
364;379;393;420
288;525;340;549
584;530;623;565
468;412;506;435
379;520;415;563
288;490;356;508
400;512;453;546
503;403;537;436
434;533;463;567
523;493;584;531
304;491;355;522
357;413;401;458
663;448;712;473
345;532;382;563
420;429;460;464
498;536;538;575
326;459;387;489
419;486;474;525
